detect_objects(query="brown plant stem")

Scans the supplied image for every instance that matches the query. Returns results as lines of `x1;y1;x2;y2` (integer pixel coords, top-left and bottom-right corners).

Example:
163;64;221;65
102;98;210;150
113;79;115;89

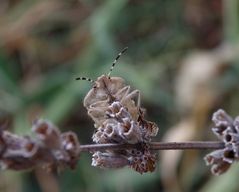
80;141;225;152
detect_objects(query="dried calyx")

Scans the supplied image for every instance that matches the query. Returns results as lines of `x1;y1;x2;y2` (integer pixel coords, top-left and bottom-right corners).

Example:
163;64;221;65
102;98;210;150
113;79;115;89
204;109;239;175
0;119;80;171
91;101;159;174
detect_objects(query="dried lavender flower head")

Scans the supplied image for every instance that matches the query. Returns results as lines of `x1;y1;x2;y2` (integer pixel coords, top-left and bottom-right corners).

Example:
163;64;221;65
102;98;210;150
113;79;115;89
32;119;81;170
205;109;239;175
0;119;81;172
92;151;129;169
32;119;61;149
77;48;159;174
0;131;39;170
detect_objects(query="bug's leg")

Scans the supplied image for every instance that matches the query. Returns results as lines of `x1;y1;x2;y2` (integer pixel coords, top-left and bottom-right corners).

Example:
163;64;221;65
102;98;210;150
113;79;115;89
88;106;109;126
122;89;141;108
89;100;109;108
115;86;130;100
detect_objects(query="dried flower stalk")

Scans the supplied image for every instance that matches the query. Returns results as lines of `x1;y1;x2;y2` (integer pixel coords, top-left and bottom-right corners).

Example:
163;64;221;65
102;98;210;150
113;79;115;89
0;118;225;174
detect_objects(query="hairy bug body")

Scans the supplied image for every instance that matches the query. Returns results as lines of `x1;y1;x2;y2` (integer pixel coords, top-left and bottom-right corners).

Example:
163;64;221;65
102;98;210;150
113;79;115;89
84;75;140;128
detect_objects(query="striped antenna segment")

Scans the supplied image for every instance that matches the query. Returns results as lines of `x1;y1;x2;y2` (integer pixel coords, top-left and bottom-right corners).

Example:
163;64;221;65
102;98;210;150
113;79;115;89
107;47;128;77
75;77;94;83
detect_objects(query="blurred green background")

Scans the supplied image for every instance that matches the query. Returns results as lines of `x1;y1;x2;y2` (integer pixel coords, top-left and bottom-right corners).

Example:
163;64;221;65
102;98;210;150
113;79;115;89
0;0;239;192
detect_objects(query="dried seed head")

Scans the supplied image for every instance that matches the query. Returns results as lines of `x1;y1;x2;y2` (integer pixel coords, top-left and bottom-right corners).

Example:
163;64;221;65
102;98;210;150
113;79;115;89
32;119;61;149
119;120;143;144
212;109;234;127
92;151;129;169
1;131;38;158
0;131;40;170
102;123;123;143
212;109;234;139
107;101;129;118
61;131;80;160
87;95;158;173
234;117;239;132
49;131;81;170
92;130;107;144
5;140;38;159
205;109;239;175
0;120;81;172
128;148;157;174
204;150;231;175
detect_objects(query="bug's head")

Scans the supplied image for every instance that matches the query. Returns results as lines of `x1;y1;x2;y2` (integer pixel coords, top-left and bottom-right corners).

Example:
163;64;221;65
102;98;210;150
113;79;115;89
76;47;128;89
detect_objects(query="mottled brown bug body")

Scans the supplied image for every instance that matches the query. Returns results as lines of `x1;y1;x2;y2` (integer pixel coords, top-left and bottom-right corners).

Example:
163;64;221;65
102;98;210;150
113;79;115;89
84;74;140;128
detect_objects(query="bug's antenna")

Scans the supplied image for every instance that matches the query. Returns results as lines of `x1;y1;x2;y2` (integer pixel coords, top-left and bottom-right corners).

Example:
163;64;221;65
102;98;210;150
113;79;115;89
107;47;128;77
75;77;94;83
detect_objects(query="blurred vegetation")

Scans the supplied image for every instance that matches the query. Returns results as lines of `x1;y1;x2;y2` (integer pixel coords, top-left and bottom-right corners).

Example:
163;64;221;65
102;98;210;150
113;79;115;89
0;0;239;192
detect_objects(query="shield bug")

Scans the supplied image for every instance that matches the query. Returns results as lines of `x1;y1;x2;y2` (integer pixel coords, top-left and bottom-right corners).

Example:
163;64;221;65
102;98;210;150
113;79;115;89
76;47;141;128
